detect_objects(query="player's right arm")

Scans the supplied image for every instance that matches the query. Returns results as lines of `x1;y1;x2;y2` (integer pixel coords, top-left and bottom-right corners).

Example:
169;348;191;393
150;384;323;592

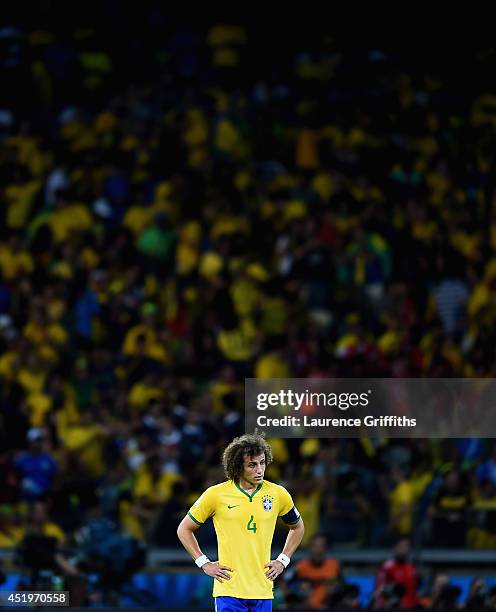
177;513;233;582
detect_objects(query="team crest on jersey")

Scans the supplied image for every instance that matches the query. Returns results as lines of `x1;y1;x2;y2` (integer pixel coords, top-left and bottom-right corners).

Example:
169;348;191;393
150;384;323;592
262;495;274;512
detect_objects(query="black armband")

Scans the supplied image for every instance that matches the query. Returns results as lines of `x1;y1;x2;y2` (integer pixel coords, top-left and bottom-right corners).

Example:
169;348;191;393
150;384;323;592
281;506;300;525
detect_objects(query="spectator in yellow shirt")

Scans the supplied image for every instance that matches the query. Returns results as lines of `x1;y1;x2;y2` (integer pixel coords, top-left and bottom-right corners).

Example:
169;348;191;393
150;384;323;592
468;480;496;548
128;454;181;541
0;234;34;280
59;411;108;478
123;302;169;364
26;499;65;544
0;505;24;548
48;197;93;243
255;337;290;379
388;466;415;538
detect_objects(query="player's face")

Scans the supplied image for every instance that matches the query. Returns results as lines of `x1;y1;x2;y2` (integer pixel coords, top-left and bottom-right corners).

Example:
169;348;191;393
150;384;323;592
241;453;266;487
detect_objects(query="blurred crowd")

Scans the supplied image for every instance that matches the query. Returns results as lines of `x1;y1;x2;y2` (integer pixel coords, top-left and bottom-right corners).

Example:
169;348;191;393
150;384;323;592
1;8;496;596
274;535;496;610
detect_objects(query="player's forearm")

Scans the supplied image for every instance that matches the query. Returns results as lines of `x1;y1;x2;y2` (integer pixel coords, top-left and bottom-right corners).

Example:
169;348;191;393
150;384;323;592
177;524;203;560
282;519;305;557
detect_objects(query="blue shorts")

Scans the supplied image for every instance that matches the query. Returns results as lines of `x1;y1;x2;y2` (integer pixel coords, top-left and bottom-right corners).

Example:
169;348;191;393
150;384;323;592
215;596;272;612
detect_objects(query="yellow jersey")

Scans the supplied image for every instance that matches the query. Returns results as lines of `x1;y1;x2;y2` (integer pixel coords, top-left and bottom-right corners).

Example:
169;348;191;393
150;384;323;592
188;479;300;599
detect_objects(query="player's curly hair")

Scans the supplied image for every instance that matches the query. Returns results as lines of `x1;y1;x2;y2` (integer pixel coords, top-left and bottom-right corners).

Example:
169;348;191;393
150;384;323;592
222;431;273;482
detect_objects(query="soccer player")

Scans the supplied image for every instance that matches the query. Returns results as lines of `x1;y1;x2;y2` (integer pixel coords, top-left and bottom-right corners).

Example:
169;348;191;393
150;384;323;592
177;432;304;612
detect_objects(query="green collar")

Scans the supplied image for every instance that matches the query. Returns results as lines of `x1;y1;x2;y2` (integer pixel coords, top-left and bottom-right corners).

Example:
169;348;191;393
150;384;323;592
234;481;263;501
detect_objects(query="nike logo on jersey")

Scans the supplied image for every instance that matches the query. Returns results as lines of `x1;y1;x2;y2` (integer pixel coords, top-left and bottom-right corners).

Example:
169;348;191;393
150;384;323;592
227;505;240;509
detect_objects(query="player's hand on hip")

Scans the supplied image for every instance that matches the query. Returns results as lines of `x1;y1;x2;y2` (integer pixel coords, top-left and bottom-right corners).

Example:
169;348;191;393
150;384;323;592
203;561;233;582
264;560;285;581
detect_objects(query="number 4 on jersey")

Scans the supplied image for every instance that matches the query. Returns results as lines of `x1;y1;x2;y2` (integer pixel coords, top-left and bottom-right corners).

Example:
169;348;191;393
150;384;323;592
247;515;257;533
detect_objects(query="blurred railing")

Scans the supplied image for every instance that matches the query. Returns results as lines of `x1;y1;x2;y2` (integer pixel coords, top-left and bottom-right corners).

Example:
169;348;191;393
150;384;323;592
3;547;495;567
148;547;496;566
0;548;496;571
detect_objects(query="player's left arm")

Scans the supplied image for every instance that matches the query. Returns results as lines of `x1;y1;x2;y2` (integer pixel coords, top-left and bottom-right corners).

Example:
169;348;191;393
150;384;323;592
264;516;304;581
281;517;305;558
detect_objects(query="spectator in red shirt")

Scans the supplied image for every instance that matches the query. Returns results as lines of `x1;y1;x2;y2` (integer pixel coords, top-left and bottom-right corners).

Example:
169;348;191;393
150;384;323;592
373;537;418;610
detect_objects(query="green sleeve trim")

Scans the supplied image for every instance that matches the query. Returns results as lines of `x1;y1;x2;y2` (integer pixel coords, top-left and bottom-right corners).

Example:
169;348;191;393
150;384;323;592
188;511;203;525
